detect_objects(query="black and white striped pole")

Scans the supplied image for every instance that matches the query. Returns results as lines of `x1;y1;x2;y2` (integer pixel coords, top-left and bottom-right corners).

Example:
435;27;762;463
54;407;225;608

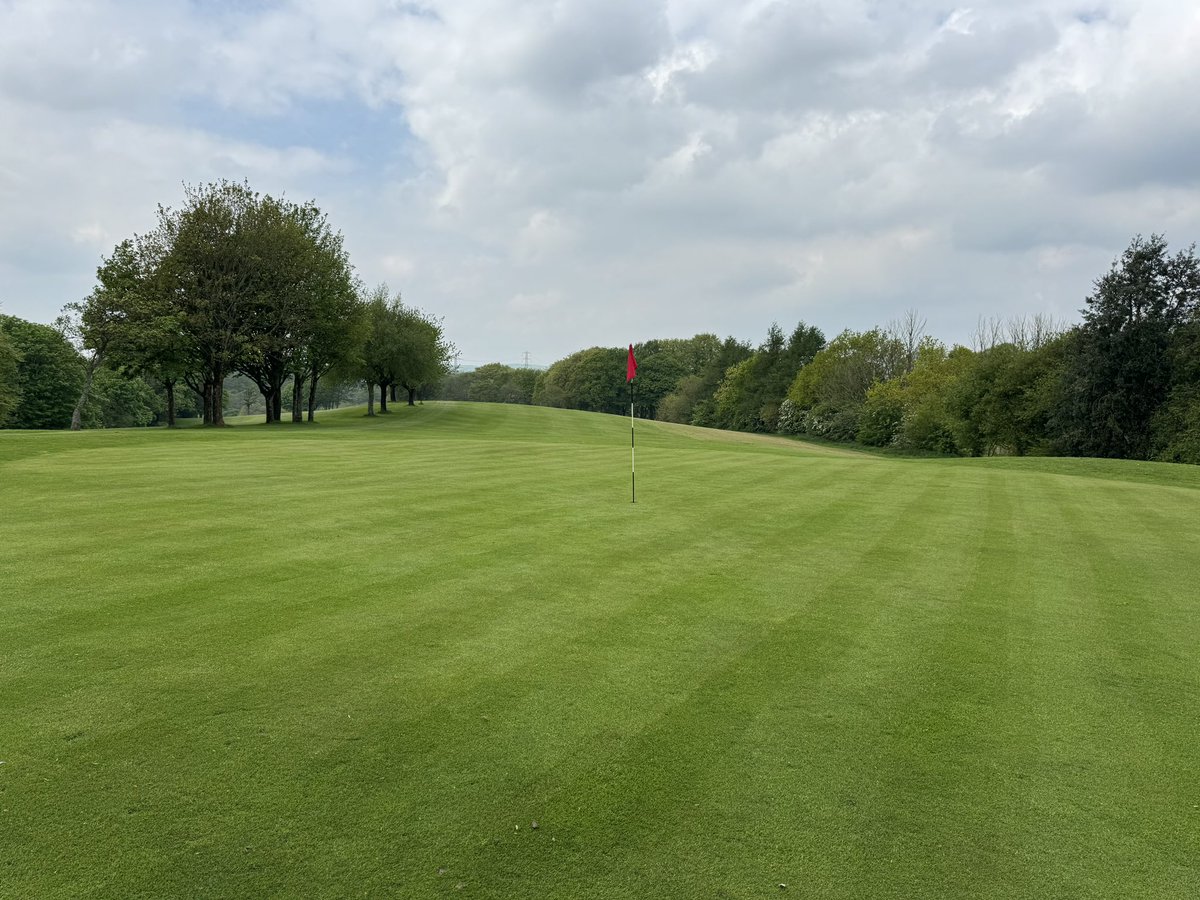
627;344;638;504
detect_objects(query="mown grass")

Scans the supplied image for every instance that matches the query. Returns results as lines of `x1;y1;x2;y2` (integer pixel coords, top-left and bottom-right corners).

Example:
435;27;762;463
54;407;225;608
1;403;1197;899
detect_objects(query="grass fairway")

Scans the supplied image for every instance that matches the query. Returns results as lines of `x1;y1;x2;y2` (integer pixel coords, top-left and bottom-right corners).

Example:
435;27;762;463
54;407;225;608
2;403;1198;899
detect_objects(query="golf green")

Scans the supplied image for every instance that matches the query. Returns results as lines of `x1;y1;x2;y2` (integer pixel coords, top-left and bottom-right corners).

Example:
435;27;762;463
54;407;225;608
1;402;1197;898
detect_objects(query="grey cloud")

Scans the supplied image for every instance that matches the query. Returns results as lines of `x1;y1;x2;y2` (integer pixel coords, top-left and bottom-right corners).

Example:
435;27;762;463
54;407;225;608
915;15;1060;90
678;2;891;113
514;0;670;102
933;77;1200;193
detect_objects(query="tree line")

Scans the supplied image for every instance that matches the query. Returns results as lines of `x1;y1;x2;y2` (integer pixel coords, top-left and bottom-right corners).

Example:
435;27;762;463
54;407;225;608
445;235;1200;464
0;181;454;430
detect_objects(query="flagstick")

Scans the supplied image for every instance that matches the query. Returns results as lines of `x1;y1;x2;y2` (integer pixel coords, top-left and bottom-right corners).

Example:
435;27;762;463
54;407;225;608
630;378;636;504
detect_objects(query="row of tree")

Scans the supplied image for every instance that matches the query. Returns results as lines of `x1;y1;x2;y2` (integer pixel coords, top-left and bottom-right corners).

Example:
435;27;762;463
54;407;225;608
448;235;1199;464
776;235;1199;463
0;180;454;430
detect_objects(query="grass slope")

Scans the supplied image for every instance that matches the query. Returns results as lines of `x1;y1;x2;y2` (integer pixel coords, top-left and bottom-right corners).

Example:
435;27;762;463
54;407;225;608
1;403;1198;899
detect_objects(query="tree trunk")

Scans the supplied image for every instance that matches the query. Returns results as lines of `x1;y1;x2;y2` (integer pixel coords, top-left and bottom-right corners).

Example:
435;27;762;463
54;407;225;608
390;383;398;403
291;374;304;422
165;380;176;428
202;379;213;425
379;383;388;413
71;353;102;431
407;386;416;406
272;388;283;423
211;371;226;426
367;382;376;416
307;368;319;422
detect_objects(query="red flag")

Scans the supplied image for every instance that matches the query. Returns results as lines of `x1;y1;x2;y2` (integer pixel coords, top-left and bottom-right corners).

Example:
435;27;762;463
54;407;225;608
627;344;638;382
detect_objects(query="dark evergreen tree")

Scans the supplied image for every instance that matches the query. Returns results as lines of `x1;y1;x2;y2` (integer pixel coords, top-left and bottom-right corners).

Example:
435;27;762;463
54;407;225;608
1059;235;1200;458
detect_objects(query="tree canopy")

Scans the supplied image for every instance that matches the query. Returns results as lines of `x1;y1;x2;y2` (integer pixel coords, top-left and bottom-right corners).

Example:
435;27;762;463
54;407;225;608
0;315;84;429
358;284;455;414
71;181;361;426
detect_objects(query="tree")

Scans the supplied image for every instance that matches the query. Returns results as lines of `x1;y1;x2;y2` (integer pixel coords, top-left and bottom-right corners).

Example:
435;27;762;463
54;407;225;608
150;181;268;425
532;347;625;413
0;315;84;429
685;337;753;427
710;357;758;430
393;305;456;406
300;278;364;422
1058;235;1200;458
1150;321;1200;463
61;240;149;430
888;308;927;374
894;344;973;453
464;364;538;404
532;352;580;408
656;374;707;424
359;284;401;414
627;339;693;418
785;328;903;438
81;369;161;428
700;322;824;432
233;194;359;423
0;323;20;427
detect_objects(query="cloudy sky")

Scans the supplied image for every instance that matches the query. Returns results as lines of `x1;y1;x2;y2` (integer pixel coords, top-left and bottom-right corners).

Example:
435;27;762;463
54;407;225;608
1;0;1198;367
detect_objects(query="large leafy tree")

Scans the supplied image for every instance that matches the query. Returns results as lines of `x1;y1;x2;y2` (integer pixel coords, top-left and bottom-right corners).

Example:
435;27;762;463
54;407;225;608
393;305;455;407
0;315;84;429
1059;234;1200;458
236;194;359;423
359;284;403;415
150;181;265;425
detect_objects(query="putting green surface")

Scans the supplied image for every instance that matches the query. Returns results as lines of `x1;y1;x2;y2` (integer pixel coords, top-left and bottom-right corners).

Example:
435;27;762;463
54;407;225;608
1;403;1197;898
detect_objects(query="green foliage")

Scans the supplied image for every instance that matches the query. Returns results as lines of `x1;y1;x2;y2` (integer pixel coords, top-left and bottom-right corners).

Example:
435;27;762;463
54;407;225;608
784;328;903;438
704;323;823;432
0;315;84;429
455;363;539;404
393;304;456;404
81;239;191;426
532;346;626;414
629;335;733;417
358;284;454;410
788;329;903;411
0;326;20;426
710;357;757;431
81;369;162;428
857;378;905;446
895;345;971;453
1056;234;1200;458
1151;322;1200;463
656;374;706;423
670;336;753;426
